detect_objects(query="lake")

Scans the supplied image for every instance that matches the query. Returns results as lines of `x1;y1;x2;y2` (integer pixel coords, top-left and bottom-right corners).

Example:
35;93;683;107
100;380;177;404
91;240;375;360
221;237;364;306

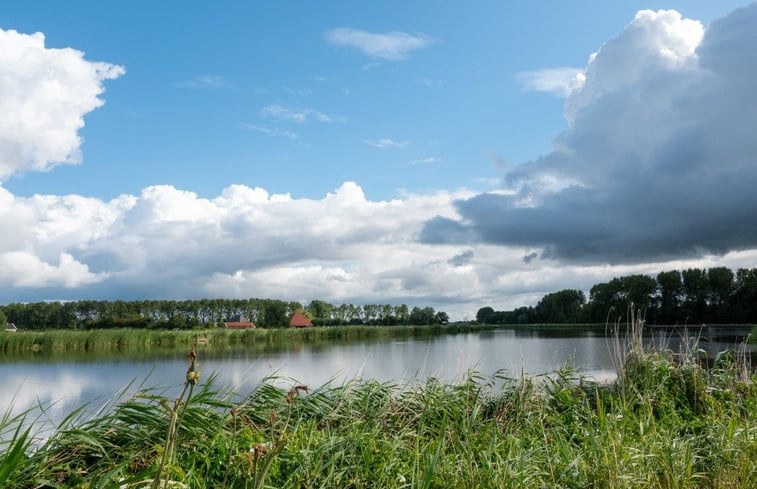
1;325;754;433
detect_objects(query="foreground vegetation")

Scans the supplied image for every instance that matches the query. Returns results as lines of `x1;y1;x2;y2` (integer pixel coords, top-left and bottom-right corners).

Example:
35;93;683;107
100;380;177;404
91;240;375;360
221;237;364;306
0;323;499;355
1;325;755;488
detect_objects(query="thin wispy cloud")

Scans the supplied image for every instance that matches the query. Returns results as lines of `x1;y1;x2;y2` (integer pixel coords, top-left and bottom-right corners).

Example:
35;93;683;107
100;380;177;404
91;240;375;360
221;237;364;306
238;123;297;139
473;177;502;187
417;77;443;87
365;138;409;149
261;104;333;124
324;28;433;60
175;75;233;89
487;152;509;171
410;157;437;165
515;67;586;97
283;86;313;97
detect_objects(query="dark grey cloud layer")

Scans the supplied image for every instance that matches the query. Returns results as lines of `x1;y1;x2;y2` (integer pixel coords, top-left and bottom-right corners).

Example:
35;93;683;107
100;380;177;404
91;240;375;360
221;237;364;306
421;4;757;264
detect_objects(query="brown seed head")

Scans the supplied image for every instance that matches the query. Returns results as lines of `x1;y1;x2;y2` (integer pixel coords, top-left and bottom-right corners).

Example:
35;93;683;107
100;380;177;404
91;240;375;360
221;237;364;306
186;369;200;385
253;443;269;458
286;384;309;404
186;348;197;363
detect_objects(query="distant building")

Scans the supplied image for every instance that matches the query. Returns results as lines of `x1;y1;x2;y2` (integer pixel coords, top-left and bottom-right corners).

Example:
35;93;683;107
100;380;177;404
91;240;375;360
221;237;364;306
289;311;314;328
223;314;255;329
5;322;17;332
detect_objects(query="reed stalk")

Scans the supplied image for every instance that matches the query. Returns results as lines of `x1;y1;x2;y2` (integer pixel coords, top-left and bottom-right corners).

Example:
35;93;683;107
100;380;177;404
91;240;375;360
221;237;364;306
151;348;199;489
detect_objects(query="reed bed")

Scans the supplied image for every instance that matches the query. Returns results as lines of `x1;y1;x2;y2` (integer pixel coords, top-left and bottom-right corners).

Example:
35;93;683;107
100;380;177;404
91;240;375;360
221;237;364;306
1;325;756;488
0;323;499;355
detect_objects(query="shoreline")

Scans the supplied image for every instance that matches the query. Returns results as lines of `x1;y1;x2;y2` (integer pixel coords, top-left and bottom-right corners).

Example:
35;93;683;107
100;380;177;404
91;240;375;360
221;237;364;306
2;322;755;355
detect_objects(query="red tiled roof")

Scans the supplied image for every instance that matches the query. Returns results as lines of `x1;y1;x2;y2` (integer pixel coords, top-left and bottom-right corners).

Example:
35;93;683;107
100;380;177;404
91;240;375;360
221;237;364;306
224;321;255;329
289;311;314;328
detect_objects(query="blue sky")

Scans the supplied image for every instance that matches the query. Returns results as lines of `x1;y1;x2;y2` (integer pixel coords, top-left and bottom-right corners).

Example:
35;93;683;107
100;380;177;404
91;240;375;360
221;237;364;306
1;1;756;318
2;0;746;200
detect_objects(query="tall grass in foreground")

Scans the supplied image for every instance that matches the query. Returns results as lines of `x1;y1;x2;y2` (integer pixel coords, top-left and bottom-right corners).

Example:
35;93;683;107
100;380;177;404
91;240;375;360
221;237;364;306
2;321;756;488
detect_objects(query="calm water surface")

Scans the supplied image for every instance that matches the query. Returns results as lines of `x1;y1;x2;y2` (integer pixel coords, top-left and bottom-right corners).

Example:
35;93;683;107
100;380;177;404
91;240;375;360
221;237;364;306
1;326;754;432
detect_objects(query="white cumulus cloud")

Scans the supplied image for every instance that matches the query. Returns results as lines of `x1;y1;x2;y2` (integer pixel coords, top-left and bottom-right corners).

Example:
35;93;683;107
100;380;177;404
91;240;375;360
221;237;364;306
0;28;124;180
565;8;704;122
0;251;105;288
0;181;489;316
421;5;757;265
3;179;756;319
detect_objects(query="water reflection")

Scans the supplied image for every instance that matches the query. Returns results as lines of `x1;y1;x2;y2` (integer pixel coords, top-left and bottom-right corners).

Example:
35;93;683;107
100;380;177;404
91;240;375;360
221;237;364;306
1;326;753;435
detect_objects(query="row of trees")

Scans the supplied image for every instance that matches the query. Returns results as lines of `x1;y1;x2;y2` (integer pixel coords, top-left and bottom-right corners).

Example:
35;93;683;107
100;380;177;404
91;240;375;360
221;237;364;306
477;267;757;325
0;298;449;331
305;300;448;326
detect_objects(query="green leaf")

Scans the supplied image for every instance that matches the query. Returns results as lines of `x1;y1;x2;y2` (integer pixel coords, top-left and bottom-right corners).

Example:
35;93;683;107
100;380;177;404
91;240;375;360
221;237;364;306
0;425;31;485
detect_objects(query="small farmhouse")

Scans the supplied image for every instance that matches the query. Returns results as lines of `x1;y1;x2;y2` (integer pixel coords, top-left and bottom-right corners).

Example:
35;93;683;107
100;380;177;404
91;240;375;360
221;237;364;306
223;314;255;329
289;311;314;328
5;322;17;332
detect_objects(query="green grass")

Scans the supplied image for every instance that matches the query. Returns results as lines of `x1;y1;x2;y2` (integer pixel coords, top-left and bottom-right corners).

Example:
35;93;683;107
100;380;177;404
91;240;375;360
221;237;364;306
2;331;756;488
3;323;752;355
0;323;500;355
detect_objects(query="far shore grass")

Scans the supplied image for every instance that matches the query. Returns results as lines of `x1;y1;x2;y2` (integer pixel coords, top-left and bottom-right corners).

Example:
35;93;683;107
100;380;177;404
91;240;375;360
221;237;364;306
2;322;754;355
0;323;505;354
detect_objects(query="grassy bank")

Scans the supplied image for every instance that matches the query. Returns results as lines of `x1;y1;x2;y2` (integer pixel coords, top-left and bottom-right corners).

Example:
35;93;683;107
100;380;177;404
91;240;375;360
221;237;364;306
2;332;755;488
0;323;499;354
3;322;752;355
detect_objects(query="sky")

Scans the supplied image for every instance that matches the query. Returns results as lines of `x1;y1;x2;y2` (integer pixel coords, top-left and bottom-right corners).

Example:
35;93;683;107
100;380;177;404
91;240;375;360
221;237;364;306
1;0;756;319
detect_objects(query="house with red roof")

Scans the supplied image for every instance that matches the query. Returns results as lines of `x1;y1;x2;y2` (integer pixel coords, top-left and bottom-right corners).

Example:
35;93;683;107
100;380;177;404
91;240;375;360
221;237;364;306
289;311;314;328
223;314;255;329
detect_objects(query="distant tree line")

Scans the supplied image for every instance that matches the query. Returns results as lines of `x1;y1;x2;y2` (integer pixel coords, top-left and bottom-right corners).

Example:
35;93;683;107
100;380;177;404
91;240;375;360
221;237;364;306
0;298;449;331
477;267;757;325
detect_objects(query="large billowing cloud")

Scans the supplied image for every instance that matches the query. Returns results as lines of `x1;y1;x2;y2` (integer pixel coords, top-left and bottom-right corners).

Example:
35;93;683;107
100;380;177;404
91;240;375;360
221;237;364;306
0;28;124;179
0;181;492;313
422;5;757;264
3;180;757;318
